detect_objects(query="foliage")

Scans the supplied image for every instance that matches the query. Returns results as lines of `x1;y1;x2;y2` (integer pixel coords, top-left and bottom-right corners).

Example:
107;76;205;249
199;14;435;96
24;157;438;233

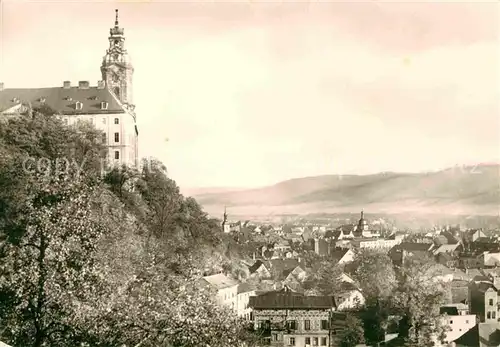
393;255;450;345
0;174;107;347
352;248;397;301
302;260;344;295
339;313;365;347
0;110;257;346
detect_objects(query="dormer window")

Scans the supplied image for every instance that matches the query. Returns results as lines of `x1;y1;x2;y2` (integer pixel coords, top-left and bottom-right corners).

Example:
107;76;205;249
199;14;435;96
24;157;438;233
65;96;73;101
12;97;19;103
39;97;46;103
75;101;83;110
101;101;109;110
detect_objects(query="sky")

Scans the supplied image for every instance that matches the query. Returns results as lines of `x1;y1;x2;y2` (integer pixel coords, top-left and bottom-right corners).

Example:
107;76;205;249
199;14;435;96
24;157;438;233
0;0;499;189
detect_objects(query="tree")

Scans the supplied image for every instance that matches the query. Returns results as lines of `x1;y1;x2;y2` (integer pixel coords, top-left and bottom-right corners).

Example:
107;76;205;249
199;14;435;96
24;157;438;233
393;255;449;346
351;248;397;302
0;175;108;347
350;249;398;345
303;260;344;295
339;313;365;347
104;164;139;198
0;110;258;347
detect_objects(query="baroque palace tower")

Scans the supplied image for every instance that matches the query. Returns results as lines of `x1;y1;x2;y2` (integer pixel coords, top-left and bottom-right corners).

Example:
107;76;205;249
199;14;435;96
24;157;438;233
0;9;139;168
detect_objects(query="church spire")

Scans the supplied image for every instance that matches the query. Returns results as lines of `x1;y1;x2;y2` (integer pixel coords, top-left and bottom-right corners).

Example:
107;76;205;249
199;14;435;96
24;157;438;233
223;206;228;224
101;8;134;105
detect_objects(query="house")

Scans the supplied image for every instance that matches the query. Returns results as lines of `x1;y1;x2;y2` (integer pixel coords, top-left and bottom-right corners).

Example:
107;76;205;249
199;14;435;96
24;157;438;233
459;254;483;269
237;282;256;321
468;281;499;323
433;243;461;256
281;266;308;292
334;282;365;311
453;322;500;347
248;260;272;279
439;304;477;344
436;252;459;268
200;273;239;311
462;229;487;244
330;248;355;265
481;252;500;268
0;10;139;169
388;242;434;266
350;237;401;250
249;288;335;346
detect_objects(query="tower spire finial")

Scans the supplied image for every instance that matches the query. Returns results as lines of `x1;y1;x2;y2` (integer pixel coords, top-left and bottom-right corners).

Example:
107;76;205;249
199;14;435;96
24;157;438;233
115;9;119;26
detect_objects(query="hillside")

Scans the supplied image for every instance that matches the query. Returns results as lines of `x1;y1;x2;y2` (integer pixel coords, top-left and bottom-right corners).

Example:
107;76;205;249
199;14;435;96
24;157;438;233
191;165;500;216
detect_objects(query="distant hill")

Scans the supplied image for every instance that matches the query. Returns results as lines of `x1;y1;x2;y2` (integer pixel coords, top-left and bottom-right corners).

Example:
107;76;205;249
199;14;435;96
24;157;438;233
190;164;500;217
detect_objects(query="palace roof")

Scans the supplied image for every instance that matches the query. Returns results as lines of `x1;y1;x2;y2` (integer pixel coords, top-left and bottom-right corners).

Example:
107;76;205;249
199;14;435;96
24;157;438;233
0;84;125;115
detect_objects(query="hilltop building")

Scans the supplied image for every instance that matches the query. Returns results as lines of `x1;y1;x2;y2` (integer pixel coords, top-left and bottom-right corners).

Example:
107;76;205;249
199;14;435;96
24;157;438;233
0;10;139;168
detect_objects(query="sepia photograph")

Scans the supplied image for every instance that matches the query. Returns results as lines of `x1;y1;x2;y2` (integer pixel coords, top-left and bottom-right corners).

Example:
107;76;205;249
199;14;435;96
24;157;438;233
0;1;498;346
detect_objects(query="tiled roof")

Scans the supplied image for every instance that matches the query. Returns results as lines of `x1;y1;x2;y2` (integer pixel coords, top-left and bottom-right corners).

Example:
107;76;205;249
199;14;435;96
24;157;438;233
451;286;468;304
0;86;126;115
249;291;335;309
330;249;350;262
266;259;304;275
397;242;433;252
201;273;239;290
249;260;266;274
454;322;500;346
237;282;256;294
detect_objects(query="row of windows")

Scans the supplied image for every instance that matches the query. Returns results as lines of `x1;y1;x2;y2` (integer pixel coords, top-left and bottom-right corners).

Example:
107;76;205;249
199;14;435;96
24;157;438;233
487;311;497;320
261;319;329;331
63;117;120;125
286;336;327;346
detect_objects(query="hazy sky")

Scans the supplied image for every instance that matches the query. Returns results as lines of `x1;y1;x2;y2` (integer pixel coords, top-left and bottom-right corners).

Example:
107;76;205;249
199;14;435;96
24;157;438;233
1;0;499;189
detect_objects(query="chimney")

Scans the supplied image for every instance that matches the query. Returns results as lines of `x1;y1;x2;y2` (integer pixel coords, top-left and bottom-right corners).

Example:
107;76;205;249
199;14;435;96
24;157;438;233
78;81;90;89
63;81;71;89
0;82;4;91
97;80;105;89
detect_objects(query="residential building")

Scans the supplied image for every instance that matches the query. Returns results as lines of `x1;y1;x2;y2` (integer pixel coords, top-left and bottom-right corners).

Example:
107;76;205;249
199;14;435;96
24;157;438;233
468;281;499;323
249;288;335;346
481;252;500;268
237;283;256;321
330;249;355;265
0;10;139;168
334;282;365;311
452;322;500;346
200;273;239;311
439;304;477;344
350;237;402;250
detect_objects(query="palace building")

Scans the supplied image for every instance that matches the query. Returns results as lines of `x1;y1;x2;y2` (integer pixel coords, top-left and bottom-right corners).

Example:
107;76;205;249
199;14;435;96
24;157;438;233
0;9;139;168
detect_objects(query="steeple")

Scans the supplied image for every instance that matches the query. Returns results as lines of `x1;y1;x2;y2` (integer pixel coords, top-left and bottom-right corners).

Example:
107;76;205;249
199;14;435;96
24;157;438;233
101;9;134;105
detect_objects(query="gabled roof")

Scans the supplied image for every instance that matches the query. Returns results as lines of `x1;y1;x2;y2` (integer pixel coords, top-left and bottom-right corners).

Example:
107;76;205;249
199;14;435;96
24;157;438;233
0;86;126;115
249;291;335;309
237;282;256;294
453;322;500;346
248;260;268;274
330;248;351;262
201;273;239;290
397;242;433;252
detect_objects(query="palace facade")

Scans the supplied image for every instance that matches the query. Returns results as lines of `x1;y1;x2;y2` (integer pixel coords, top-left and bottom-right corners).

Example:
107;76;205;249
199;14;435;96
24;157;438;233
0;9;139;168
